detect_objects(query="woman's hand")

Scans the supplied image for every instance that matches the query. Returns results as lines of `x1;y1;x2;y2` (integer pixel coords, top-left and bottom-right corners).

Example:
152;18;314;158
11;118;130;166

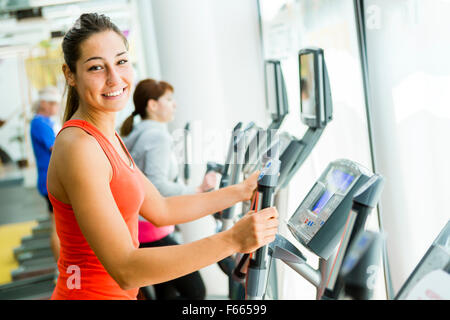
197;171;217;193
239;171;260;201
228;207;279;253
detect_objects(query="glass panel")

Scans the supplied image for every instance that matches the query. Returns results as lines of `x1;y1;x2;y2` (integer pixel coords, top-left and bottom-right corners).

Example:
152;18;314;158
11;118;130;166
259;0;384;299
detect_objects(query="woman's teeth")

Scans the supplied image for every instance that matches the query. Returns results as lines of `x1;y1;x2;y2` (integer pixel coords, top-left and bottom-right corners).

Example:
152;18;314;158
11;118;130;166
103;88;124;97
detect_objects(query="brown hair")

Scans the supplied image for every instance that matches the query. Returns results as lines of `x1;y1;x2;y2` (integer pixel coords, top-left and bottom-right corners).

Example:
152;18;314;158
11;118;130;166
120;79;174;136
61;13;129;122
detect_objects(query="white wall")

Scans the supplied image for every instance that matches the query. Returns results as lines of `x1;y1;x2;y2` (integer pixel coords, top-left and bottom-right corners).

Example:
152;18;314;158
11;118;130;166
0;54;29;163
143;0;269;297
364;0;450;294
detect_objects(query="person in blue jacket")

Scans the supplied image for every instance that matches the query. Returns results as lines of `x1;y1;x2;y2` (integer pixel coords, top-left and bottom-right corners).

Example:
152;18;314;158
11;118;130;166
30;86;61;261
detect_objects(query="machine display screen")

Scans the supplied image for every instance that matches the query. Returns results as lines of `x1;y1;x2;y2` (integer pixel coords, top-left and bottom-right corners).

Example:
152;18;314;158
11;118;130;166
265;62;278;118
312;169;355;214
300;53;316;119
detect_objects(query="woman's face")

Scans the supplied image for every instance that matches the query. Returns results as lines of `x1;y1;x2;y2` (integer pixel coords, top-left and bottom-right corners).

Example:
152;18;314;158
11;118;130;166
67;30;133;114
150;90;176;123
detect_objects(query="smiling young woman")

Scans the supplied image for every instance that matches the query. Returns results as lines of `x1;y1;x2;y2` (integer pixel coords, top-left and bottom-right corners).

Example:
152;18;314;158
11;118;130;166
46;13;279;300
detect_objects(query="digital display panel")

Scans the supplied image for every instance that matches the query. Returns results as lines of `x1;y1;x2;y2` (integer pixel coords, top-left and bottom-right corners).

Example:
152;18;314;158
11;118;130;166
265;62;278;118
300;53;316;119
312;169;355;214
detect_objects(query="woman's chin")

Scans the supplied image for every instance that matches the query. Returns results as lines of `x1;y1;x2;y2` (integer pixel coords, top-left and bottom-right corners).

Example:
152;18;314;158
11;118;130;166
99;94;131;112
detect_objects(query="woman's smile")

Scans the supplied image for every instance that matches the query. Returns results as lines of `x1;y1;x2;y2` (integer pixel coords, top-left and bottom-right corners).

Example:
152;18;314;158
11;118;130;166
101;86;128;100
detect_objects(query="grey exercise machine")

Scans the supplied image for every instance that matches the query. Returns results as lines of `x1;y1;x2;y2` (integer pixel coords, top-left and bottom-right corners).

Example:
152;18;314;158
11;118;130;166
259;158;383;300
394;220;450;300
232;47;334;299
337;219;449;300
209;58;291;299
223;48;334;299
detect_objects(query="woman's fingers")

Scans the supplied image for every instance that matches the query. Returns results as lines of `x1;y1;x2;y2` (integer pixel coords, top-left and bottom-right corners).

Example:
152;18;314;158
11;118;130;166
253;208;279;245
231;206;279;253
247;206;278;219
264;234;277;243
264;219;279;230
260;206;278;219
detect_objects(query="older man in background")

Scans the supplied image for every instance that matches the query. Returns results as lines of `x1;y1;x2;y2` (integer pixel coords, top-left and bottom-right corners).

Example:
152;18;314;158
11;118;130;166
30;86;61;261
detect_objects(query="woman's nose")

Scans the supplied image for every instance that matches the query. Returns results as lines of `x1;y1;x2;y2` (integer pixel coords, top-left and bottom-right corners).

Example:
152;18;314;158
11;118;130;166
106;67;121;86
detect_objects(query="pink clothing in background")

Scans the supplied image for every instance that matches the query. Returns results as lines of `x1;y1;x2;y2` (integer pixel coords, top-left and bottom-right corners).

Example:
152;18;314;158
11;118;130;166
138;220;174;243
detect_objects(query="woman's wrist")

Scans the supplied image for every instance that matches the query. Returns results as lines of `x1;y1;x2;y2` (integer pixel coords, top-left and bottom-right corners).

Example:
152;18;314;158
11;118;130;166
230;183;250;203
220;228;239;254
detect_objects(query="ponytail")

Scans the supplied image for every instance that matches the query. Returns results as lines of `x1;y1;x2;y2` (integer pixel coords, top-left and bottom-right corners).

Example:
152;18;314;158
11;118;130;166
63;85;79;122
120;113;135;137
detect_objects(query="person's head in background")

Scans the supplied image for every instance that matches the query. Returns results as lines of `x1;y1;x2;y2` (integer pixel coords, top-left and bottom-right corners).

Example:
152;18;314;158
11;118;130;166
35;86;61;117
120;79;175;136
61;13;132;123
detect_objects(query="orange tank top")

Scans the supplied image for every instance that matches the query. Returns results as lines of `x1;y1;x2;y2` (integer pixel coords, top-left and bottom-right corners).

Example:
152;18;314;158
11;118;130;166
49;119;145;300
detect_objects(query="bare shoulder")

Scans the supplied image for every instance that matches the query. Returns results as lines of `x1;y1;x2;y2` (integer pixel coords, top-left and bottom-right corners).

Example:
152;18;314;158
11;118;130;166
49;127;112;192
52;127;106;167
54;126;98;153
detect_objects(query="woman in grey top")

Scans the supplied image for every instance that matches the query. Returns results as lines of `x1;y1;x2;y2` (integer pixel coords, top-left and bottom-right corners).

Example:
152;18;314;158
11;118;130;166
120;79;215;300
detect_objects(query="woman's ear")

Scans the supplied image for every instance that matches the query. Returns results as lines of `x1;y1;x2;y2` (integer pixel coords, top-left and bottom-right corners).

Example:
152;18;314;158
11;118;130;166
62;64;76;87
146;99;158;115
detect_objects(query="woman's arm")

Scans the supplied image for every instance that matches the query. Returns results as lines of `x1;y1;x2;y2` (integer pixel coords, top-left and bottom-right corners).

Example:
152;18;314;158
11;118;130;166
55;133;278;290
138;168;259;227
124;207;277;289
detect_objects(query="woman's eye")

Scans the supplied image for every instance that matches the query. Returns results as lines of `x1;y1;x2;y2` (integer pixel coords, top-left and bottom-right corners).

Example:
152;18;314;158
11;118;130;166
118;59;128;65
89;65;102;71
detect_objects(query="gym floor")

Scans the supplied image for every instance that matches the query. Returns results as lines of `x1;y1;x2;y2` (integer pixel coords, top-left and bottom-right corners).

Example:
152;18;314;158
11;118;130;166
0;168;49;285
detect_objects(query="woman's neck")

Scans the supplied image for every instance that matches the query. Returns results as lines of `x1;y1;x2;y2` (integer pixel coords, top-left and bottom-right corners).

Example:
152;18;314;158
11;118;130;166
145;115;166;124
72;106;117;140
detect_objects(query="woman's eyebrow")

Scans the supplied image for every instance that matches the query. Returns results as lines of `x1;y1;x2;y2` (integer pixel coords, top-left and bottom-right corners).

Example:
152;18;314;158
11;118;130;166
84;51;128;64
84;56;103;63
